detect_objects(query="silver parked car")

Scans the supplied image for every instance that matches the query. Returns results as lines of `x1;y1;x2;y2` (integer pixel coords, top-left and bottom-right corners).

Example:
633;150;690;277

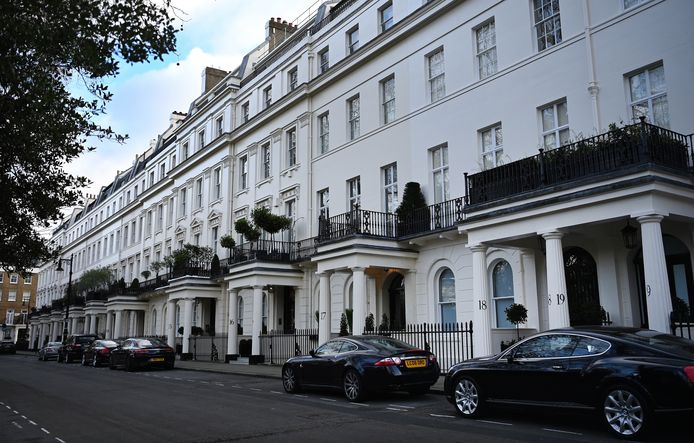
38;342;62;361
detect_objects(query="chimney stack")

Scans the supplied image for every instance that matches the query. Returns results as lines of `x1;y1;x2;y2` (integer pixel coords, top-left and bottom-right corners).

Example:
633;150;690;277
266;17;298;52
201;67;229;94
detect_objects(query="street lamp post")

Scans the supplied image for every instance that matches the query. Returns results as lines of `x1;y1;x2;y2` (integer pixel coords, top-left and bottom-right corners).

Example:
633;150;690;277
56;254;74;345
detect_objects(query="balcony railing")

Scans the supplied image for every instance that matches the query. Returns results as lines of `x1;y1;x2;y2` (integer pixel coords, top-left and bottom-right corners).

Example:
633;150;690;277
317;209;397;243
465;120;694;207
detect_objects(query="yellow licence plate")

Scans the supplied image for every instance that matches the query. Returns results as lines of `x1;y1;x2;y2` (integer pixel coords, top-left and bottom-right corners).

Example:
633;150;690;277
405;358;427;368
150;357;165;362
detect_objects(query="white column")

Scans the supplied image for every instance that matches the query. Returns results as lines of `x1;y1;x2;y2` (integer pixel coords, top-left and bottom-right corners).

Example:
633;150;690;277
105;312;113;340
83;315;90;334
404;269;417;324
113;310;123;340
638;215;673;333
544;231;570;329
318;272;332;344
182;298;194;355
29;324;36;350
351;267;367;335
251;286;263;356
129;311;137;336
227;288;239;357
166;299;176;347
471;244;492;357
51;321;59;341
89;315;98;335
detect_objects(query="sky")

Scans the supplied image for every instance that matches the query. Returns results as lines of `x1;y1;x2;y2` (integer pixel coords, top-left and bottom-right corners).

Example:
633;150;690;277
66;0;319;196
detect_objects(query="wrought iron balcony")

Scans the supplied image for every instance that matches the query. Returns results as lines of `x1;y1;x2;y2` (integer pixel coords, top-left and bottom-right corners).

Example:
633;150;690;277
465;120;694;208
218;238;317;271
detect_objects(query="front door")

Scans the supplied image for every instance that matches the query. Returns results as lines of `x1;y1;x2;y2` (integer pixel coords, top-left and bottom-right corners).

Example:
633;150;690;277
283;288;295;333
564;247;602;326
388;274;406;330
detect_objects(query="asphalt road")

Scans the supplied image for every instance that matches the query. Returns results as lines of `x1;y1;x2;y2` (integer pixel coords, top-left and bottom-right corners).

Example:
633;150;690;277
0;353;690;443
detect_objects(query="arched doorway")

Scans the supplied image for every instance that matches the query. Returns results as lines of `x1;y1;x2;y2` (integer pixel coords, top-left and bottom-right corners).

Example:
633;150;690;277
564;247;602;326
388;273;406;330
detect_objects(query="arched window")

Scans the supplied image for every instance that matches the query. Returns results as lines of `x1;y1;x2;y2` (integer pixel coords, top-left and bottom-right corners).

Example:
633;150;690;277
151;309;157;335
237;297;244;335
492;260;514;327
438;268;456;324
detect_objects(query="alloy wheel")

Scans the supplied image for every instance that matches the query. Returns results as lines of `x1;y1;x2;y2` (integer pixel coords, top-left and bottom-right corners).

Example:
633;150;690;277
454;378;480;416
81;355;86;366
93;355;98;367
343;370;361;401
282;367;297;393
603;388;645;437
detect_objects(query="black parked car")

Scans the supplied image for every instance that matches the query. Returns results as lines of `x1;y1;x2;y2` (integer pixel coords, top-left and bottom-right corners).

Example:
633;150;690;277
58;334;99;363
38;341;62;361
444;327;694;439
282;335;439;401
0;340;16;354
82;340;119;367
109;337;175;371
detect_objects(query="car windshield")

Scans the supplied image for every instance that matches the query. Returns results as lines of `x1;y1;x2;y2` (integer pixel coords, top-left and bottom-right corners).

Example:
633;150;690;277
617;330;694;356
359;337;415;353
100;340;118;348
136;338;167;348
47;342;62;347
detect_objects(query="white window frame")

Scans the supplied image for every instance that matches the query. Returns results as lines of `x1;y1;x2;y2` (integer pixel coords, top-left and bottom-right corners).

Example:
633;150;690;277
198;129;205;150
427;48;445;102
10;274;18;284
286;129;297;167
539;100;569;149
382;163;398;213
263;86;272;110
242;102;249;123
8;291;17;302
318;47;329;74
347;176;361;210
438;268;456;324
179;188;187;218
213;167;222;200
347;95;360;140
431;144;449;203
261;143;271;179
318;112;329;154
623;0;649;9
195;178;203;209
475;19;497;79
533;0;562;52
381;75;395;125
239;156;249;190
480;124;503;169
628;64;669;128
215;115;223;138
318;188;330;217
288;67;298;91
492;260;514;328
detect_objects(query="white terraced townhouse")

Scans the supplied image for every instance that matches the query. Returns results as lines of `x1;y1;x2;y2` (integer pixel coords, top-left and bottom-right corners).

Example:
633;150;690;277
33;0;694;368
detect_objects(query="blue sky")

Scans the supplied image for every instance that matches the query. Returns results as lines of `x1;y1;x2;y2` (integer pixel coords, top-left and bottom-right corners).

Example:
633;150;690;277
68;0;319;195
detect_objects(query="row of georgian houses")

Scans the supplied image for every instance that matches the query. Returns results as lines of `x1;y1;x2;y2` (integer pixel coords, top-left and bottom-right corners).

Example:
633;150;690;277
32;0;694;363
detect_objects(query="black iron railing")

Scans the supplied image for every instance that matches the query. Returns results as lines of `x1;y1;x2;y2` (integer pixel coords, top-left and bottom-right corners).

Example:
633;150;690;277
465;120;694;207
363;322;474;373
259;329;319;365
398;197;465;237
186;334;227;361
671;311;694;340
317;209;397;243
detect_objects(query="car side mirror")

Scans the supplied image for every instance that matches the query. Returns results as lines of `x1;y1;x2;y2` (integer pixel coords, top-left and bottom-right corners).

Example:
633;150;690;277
309;349;316;357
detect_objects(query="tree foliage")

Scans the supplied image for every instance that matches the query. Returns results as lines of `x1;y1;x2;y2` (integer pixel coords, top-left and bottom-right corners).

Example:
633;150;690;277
0;0;178;273
74;266;113;294
234;218;261;242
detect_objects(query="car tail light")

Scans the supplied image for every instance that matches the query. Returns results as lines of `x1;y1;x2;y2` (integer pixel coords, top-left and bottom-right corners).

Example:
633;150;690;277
134;349;148;354
100;348;110;354
375;357;402;367
429;354;437;363
684;366;694;383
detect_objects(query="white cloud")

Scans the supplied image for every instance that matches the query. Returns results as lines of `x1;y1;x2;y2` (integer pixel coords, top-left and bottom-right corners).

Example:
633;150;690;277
65;0;317;194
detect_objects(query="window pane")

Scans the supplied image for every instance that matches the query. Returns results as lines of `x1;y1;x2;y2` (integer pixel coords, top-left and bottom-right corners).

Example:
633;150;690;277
557;102;568;126
482;130;492;151
652;95;670;128
543;133;556;149
439;269;455;303
630;72;648;101
631;102;649;121
494;127;503;146
441;304;456;324
493;261;513;298
649;65;666;94
559;128;570;146
495;298;513;328
542;107;555;131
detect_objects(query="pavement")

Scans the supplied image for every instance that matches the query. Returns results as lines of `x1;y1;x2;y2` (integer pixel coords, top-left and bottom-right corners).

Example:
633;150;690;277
17;350;447;393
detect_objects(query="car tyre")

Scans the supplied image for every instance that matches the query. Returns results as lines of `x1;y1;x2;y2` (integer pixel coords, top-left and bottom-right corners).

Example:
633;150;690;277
282;365;301;393
453;375;484;418
81;354;87;366
602;385;650;440
343;369;365;402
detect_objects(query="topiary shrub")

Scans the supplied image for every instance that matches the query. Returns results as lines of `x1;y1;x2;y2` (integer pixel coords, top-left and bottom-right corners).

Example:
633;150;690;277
339;313;349;336
130;278;140;290
364;313;375;333
210;254;220;277
505;303;528;339
395;182;429;236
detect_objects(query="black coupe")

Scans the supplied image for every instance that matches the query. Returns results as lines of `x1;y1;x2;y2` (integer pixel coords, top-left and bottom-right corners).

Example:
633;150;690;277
282;335;439;401
109;337;175;371
444;327;694;439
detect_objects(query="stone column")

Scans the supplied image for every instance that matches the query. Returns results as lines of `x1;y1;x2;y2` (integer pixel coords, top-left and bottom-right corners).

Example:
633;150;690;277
105;313;113;340
544;231;570;329
317;272;332;344
351;267;367;335
181;298;194;358
29;324;36;350
226;288;239;360
638;215;673;333
471;244;492;357
166;299;176;348
83;315;91;334
89;315;98;335
113;310;123;340
251;285;264;360
404;269;417;324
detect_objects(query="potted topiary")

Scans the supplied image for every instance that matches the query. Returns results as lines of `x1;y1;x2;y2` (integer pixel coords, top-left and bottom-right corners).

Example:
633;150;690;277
395;182;429;236
140;270;151;281
505;303;528;339
210;253;220;277
339;313;349;336
364;313;375;333
219;234;236;259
